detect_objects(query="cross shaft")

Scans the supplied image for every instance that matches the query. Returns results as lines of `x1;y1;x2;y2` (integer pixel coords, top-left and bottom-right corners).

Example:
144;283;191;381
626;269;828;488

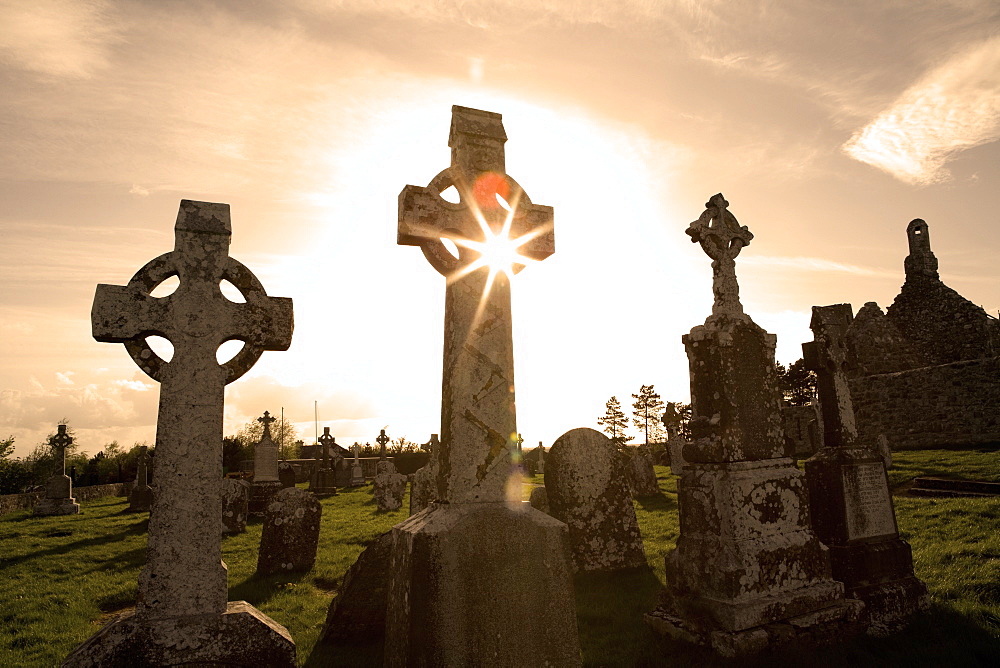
803;304;858;449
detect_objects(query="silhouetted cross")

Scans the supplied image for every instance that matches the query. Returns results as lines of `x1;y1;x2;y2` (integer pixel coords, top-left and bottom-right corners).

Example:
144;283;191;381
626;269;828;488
318;427;336;466
49;424;73;476
258;411;277;441
686;194;754;316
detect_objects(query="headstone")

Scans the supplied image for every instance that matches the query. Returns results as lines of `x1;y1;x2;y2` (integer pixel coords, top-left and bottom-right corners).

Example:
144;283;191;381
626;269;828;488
528;485;549;514
221;478;251;535
67;199;296;667
310;427;339;495
537;441;545;474
803;304;928;635
545;428;646;572
277;461;296;489
384;106;580;666
666;434;687;476
627;445;660;497
645;195;862;657
34;424;80;516
128;445;153;512
349;443;365;486
257;487;322;576
373;463;407;511
409;434;440;516
249;411;283;515
320;531;394;646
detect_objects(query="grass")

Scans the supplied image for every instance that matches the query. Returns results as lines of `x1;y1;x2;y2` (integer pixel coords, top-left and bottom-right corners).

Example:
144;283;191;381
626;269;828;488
2;450;999;666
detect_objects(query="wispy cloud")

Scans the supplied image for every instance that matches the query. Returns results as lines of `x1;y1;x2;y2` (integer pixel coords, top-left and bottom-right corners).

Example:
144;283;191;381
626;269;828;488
0;0;120;78
843;36;1000;185
741;255;896;278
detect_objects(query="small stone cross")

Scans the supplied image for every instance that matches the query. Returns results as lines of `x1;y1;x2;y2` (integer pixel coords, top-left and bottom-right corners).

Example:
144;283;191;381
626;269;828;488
352;443;361;464
318;428;336;467
376;429;390;460
49;424;73;476
258;411;277;441
685;194;754;317
515;433;524;453
803;304;858;449
91;200;292;621
397;106;554;504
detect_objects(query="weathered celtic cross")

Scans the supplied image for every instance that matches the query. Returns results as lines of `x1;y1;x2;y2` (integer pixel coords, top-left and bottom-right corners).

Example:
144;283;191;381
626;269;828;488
803;304;858;449
376;428;390;460
90;200;293;621
318;427;336;468
685;193;754;317
398;105;554;504
50;424;73;476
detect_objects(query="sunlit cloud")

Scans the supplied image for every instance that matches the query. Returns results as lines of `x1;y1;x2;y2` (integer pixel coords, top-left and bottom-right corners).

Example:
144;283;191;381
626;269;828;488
0;0;120;78
843;36;1000;185
741;255;896;278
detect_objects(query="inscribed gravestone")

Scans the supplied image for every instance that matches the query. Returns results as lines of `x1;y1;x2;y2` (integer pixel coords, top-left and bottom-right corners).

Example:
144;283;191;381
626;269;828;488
383;105;580;666
545;428;646;572
803;304;928;635
645;195;862;657
65;200;295;667
221;478;251;535
34;424;80;516
257;487;322;576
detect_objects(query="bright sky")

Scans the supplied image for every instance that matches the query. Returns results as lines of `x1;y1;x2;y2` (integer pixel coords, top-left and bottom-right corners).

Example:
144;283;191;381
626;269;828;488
2;1;999;459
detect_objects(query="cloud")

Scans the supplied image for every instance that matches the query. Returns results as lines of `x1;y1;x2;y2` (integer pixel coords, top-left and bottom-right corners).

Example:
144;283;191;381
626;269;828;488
741;255;896;278
0;0;120;78
843;36;1000;185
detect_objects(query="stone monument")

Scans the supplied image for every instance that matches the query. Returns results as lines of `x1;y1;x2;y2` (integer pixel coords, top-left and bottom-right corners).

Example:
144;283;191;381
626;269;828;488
249;411;283;515
376;428;390;460
545;428;646;573
384;105;580;666
409;433;440;516
803;304;928;635
127;445;153;513
373;464;407;511
536;441;545;474
34;424;80;516
221;478;251;535
257;487;322;576
349;443;365;486
66;199;295;666
310;427;339;495
645;195;862;657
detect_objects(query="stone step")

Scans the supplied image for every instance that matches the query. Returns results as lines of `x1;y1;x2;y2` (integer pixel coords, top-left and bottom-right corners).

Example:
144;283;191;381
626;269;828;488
910;477;1000;496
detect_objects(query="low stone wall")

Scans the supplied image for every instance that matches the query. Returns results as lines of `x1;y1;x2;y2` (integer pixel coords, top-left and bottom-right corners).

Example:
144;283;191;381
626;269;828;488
851;356;1000;450
0;481;132;517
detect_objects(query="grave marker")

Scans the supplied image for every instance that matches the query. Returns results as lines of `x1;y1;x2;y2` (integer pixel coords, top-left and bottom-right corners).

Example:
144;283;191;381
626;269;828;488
310;427;339;495
250;411;283;514
34;424;80;516
128;445;153;513
66;200;295;666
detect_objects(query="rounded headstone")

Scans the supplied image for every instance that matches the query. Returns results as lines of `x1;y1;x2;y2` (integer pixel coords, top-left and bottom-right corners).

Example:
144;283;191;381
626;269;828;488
257;487;322;576
528;486;549;514
545;427;646;573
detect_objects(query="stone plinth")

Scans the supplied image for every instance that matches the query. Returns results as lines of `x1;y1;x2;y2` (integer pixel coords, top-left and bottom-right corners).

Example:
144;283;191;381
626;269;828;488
310;466;338;496
222;478;251;535
384;503;579;667
34;475;80;516
257;487;322;576
546;428;646;573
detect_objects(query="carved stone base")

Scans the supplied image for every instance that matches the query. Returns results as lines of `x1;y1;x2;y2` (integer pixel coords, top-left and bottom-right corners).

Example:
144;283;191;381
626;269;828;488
248;480;283;516
309;468;338;496
646;596;864;658
61;601;296;667
127;485;153;513
384;503;580;667
34;497;80;516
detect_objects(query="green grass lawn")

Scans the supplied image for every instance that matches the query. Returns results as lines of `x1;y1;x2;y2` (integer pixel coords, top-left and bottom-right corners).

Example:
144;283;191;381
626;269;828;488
2;449;1000;666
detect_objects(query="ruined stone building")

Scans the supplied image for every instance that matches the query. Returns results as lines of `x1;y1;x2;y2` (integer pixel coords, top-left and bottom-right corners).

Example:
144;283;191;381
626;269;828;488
838;218;999;449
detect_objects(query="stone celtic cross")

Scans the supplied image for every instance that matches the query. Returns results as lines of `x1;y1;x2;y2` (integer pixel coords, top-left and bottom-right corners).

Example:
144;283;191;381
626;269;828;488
50;424;73;476
318;427;336;466
398;105;554;504
376;428;390;460
686;193;754;317
803;304;858;449
91;200;293;621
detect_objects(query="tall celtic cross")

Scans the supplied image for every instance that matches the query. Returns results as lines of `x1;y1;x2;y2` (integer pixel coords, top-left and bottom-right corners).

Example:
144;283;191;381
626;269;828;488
91;200;293;621
803;304;858;449
686;193;754;317
398;105;554;504
376;428;390;460
318;427;336;468
50;424;73;476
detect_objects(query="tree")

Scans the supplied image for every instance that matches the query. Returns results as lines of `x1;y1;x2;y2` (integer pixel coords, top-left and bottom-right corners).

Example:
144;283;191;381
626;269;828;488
234;414;300;460
631;384;666;444
0;435;14;459
778;358;816;406
661;401;692;439
597;396;631;449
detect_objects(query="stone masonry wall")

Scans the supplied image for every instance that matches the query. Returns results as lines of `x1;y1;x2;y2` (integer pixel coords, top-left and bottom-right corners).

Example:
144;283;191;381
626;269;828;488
850;356;1000;449
0;481;132;517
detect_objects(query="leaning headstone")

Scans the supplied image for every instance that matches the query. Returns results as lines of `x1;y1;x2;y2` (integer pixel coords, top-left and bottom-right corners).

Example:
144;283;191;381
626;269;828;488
528;485;549;514
128;445;153;513
627;446;660;497
34;424;80;516
384;105;580;666
803;304;928;635
221;478;251;535
257;487;322;576
277;461;296;489
249;411;283;515
546;428;646;572
320;531;394;646
373;464;407;512
66;199;295;666
409;434;439;516
645;195;862;657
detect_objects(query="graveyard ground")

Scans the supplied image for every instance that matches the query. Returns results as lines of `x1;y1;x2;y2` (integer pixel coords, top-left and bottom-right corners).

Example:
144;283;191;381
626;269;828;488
2;450;999;667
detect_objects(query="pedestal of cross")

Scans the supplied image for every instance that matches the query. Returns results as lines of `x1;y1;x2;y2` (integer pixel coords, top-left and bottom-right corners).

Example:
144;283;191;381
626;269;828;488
803;304;928;635
64;200;295;667
383;106;579;666
34;424;80;516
